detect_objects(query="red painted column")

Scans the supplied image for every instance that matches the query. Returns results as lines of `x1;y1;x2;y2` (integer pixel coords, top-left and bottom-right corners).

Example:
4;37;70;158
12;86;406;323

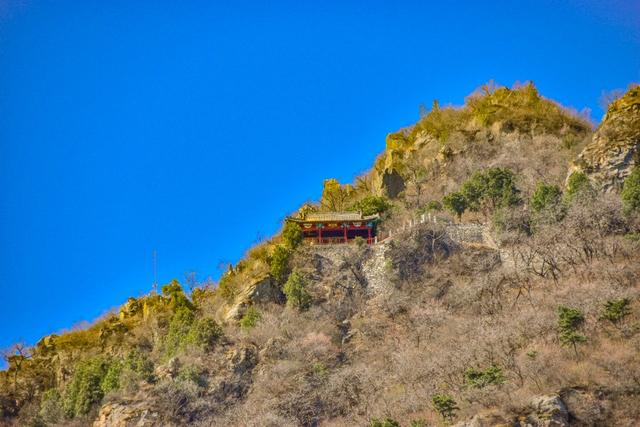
318;225;322;244
343;224;348;243
367;226;372;244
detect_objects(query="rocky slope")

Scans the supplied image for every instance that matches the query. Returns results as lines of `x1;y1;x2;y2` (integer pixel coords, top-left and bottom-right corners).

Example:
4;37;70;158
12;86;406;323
570;85;640;192
2;83;639;427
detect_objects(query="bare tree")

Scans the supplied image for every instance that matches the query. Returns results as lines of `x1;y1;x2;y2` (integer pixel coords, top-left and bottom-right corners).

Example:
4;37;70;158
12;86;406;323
2;343;31;392
184;271;199;293
599;89;624;112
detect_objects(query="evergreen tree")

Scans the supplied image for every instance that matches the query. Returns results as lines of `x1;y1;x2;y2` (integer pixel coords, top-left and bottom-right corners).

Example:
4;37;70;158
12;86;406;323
531;182;562;213
442;192;467;220
557;305;586;356
283;270;311;310
621;167;640;214
564;171;593;203
282;221;303;249
432;393;459;422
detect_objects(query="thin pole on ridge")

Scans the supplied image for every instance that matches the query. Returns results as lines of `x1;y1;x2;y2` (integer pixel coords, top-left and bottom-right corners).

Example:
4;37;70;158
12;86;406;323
152;250;158;294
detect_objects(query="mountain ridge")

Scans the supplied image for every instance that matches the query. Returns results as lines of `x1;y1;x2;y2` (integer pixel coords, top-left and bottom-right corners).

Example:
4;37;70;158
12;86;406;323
2;82;639;427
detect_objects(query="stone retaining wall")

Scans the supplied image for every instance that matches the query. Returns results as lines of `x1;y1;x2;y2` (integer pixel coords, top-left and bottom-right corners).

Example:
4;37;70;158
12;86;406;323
385;212;497;249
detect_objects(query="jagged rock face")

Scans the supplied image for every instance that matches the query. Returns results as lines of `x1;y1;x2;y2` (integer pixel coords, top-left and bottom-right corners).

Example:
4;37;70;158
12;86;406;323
372;163;406;198
247;275;283;304
298;244;371;319
372;147;407;199
571;86;640;192
380;169;406;198
224;274;283;322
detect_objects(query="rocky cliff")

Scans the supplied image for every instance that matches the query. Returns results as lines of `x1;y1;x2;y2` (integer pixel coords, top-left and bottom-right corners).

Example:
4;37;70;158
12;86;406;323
571;85;640;192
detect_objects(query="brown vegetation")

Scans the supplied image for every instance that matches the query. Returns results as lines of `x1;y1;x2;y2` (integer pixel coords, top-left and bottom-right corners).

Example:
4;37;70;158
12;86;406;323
1;82;639;426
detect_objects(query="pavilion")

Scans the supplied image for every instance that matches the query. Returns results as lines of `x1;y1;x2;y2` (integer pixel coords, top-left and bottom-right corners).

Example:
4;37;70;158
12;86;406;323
286;211;380;244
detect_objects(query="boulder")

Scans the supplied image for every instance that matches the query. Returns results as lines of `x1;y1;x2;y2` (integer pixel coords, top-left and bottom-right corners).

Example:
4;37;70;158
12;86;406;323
528;395;569;427
559;387;609;425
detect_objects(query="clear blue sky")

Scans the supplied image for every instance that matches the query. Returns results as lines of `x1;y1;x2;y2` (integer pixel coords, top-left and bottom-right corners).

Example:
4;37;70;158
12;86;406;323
0;0;638;350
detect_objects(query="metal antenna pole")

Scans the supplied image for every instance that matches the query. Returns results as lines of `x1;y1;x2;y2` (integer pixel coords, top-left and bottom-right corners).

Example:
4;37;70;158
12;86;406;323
153;250;158;293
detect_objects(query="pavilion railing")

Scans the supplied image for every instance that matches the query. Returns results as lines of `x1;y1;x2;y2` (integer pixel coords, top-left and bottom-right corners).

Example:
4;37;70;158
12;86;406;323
305;236;376;245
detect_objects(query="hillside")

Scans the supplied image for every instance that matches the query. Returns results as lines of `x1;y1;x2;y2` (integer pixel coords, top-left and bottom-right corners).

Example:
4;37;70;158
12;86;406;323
2;82;639;427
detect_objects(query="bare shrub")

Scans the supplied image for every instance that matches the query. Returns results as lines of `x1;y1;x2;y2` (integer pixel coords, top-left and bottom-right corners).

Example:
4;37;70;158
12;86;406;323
387;224;453;284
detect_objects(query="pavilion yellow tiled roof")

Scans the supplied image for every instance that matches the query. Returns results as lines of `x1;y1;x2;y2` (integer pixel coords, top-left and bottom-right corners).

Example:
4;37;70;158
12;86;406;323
287;211;380;223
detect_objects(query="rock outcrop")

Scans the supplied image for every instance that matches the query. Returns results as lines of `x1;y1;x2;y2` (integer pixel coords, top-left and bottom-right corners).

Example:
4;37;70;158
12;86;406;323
454;390;616;427
524;394;569;427
454;395;568;427
93;400;159;427
571;85;640;192
378;168;406;198
453;412;509;427
223;274;283;322
372;151;406;198
119;297;142;320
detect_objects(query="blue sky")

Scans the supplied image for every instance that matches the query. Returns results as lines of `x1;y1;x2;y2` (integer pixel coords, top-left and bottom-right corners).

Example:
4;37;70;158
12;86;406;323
0;0;638;350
